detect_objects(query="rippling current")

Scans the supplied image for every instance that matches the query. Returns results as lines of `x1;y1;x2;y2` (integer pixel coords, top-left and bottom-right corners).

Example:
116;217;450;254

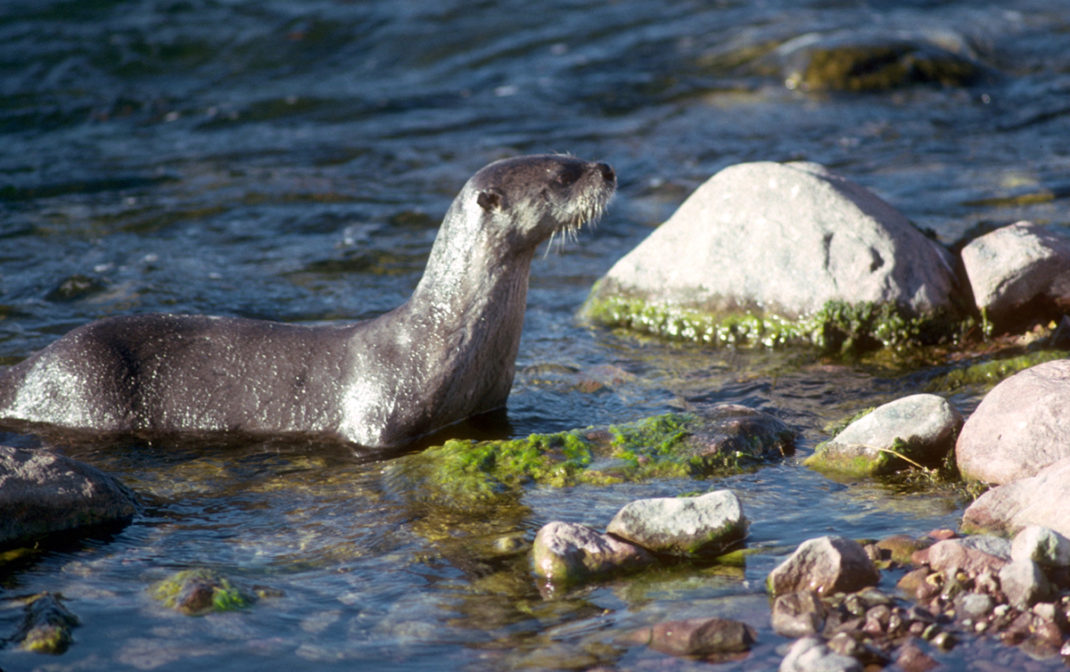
1;1;1069;670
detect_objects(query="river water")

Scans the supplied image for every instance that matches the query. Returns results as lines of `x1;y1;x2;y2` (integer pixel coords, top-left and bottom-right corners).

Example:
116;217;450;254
1;1;1069;670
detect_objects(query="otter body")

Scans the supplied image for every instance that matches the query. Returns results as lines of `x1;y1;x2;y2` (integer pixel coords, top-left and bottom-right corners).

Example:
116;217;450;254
0;155;616;448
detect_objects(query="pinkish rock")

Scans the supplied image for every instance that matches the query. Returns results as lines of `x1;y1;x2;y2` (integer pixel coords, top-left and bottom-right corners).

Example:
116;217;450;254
767;536;880;597
910;537;1009;576
962;456;1070;538
955;359;1070;485
632;617;757;657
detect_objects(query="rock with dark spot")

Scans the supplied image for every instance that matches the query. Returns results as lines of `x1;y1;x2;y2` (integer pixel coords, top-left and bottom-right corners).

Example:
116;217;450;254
0;445;138;548
532;521;654;587
605;490;747;557
1010;525;1070;567
768;536;880;597
772;590;827;637
805;394;962;476
955;359;1070;485
960;221;1070;333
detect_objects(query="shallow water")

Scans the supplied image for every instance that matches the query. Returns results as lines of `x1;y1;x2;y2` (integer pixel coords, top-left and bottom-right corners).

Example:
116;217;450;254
1;0;1069;669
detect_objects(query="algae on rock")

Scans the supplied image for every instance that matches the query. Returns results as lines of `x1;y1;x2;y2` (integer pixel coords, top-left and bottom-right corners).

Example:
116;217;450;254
150;568;256;616
387;408;794;508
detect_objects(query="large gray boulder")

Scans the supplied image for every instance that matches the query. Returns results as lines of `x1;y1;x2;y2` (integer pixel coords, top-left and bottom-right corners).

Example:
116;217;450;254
582;161;960;348
805;394;962;477
606;490;748;557
960;221;1070;332
962;456;1070;538
0;445;138;547
955;359;1070;485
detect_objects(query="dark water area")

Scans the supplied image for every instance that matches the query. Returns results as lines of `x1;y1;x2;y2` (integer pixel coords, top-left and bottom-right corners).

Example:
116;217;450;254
1;1;1069;669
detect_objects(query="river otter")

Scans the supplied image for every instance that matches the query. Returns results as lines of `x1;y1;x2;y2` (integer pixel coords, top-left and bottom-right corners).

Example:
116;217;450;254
0;154;616;448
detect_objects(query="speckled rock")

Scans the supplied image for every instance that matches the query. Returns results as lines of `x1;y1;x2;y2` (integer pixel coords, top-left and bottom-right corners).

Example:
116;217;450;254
960;221;1070;332
582;161;961;349
532;521;654;587
955;359;1070;485
768;536;880;597
605;490;747;557
963;456;1070;538
0;445;138;548
805;394;962;476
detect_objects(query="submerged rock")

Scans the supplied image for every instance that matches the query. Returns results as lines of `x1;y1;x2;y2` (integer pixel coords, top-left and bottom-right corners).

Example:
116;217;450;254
771;590;827;637
767;536;880;597
0;445;138;548
582;161;961;351
14;593;79;654
775;29;985;92
962;456;1070;538
805;394;962;477
532;521;654;587
955;359;1070;485
630;617;756;658
606;490;747;557
960;221;1070;333
150;568;256;616
386;408;793;507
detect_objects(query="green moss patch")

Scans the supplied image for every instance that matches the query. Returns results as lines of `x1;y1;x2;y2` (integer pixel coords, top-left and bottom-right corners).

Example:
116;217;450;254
581;290;958;355
388;412;793;508
925;350;1069;393
150;569;256;616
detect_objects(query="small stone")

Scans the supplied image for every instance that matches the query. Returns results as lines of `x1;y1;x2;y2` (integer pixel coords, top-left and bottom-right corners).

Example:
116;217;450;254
532;521;654;587
606;490;748;557
1010;525;1070;567
16;593;79;654
930;631;954;650
768;536;880;597
912;537;1008;576
772;590;827;637
897;567;931;597
955;592;994;621
779;636;862;672
636;617;756;658
877;534;927;566
895;638;938;672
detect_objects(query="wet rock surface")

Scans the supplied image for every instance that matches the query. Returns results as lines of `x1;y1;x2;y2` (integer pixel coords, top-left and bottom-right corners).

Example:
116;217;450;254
955;359;1070;485
773;28;986;92
11;593;79;654
0;445;138;548
605;489;747;557
532;521;655;587
582;161;961;349
629;617;757;659
960;221;1070;333
768;536;880;597
805;394;962;476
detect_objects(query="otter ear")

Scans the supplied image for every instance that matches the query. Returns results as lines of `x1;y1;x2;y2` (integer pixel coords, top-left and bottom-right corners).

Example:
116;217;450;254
477;188;504;212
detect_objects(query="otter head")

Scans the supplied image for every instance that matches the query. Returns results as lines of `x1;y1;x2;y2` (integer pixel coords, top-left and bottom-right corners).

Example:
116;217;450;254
466;154;616;251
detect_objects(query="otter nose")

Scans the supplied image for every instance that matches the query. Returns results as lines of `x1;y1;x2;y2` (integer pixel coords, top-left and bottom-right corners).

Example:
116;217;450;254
597;162;616;184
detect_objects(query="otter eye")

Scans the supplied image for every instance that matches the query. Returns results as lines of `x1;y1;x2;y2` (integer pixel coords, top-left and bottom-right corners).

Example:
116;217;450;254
477;189;503;212
555;164;583;187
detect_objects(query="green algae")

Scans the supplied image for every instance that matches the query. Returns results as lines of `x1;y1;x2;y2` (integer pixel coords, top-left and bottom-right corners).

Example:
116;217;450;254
581;289;957;355
925;349;1069;393
16;593;79;655
150;568;255;616
389;412;792;508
